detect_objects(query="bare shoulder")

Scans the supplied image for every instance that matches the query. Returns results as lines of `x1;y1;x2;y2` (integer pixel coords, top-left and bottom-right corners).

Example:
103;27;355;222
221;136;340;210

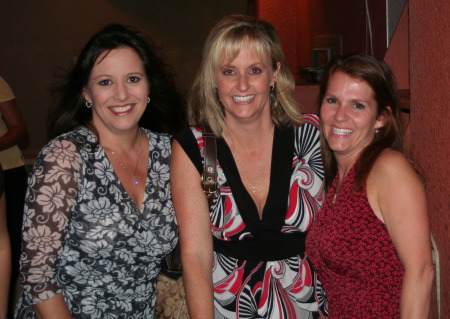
367;149;426;223
370;149;419;184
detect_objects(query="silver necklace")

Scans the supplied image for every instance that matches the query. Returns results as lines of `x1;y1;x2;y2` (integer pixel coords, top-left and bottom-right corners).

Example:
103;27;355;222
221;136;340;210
108;128;142;185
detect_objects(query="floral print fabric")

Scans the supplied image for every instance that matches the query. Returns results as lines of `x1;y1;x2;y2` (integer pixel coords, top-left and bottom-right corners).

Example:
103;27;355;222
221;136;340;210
16;127;178;319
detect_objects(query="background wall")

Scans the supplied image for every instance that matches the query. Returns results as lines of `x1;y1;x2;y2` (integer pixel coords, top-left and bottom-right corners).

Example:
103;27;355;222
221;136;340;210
258;0;387;82
409;1;450;317
0;0;250;156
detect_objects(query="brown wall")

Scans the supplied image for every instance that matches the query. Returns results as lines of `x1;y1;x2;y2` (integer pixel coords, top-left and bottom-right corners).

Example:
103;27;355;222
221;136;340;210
0;0;249;156
258;0;387;81
410;1;450;317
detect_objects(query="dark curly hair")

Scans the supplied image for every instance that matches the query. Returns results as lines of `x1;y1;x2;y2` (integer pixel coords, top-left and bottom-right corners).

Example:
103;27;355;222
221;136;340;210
48;23;185;140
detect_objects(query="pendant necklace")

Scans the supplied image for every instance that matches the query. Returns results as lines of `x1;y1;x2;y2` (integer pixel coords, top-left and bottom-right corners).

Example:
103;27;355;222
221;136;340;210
108;128;142;185
231;127;273;194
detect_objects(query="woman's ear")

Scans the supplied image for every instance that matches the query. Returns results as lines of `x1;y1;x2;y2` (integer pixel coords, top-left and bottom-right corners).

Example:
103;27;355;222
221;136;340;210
272;61;281;84
82;88;92;103
375;106;391;129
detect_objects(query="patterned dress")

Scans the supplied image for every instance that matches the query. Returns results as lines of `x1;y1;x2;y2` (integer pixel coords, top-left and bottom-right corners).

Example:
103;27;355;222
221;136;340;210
16;127;178;319
306;166;404;318
175;114;328;319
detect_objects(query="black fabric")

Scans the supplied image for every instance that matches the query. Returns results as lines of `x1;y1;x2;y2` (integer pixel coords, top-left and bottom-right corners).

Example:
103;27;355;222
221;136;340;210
175;126;302;262
217;127;294;236
174;127;203;174
213;232;306;261
0;165;4;196
4;165;28;318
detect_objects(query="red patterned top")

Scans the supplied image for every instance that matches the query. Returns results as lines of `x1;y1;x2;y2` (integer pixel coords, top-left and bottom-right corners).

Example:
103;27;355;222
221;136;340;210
306;166;404;318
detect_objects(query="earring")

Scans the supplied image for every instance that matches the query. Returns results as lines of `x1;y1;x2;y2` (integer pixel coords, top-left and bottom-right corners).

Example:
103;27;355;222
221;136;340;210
375;128;379;134
86;101;92;108
147;97;151;104
270;81;276;92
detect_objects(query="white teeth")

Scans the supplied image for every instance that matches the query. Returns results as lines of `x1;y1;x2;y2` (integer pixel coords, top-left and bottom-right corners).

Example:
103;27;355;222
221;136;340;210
233;95;255;102
111;105;132;113
332;127;354;135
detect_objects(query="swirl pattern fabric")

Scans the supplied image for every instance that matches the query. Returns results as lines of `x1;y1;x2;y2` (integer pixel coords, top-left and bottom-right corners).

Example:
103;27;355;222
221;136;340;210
175;114;328;319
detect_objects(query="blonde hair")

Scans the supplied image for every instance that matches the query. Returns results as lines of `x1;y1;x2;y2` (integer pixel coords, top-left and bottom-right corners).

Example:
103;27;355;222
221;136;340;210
188;15;302;136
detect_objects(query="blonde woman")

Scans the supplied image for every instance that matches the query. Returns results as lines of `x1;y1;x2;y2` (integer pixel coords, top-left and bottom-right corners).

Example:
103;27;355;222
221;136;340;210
171;15;328;318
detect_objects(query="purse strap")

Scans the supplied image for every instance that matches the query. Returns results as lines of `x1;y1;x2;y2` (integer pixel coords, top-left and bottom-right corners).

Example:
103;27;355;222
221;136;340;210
202;127;218;207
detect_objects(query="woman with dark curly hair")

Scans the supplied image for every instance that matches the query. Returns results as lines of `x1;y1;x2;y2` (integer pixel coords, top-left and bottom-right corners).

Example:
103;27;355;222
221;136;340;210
16;24;184;318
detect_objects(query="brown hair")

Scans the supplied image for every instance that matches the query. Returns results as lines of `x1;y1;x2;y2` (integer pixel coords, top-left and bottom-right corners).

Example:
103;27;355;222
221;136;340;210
318;53;404;190
188;15;301;136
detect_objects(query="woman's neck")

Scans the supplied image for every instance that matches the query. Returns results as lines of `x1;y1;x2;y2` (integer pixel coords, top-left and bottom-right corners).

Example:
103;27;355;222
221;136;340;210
223;120;274;152
94;126;142;154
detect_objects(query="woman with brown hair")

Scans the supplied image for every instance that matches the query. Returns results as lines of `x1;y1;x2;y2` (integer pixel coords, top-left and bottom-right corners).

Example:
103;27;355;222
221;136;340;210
306;53;434;318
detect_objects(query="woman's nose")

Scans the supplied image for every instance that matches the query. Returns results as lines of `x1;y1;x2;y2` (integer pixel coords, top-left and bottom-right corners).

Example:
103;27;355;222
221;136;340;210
334;105;348;122
237;75;250;91
115;82;128;101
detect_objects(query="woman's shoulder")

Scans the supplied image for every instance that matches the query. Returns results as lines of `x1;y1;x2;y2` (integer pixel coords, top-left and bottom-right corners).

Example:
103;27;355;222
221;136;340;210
173;126;204;148
370;149;419;187
145;128;172;143
39;127;95;159
299;113;320;129
174;126;202;140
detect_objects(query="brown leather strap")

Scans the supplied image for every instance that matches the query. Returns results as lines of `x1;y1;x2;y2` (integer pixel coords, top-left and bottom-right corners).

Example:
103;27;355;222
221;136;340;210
202;127;217;207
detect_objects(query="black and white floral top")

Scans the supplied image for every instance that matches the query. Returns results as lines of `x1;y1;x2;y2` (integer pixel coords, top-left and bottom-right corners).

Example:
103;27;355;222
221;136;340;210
16;126;178;319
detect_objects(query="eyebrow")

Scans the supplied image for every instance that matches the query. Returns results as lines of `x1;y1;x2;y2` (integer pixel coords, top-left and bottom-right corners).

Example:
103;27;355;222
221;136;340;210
91;72;146;80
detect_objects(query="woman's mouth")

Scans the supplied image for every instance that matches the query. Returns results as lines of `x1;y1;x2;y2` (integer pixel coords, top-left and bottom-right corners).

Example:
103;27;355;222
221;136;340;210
232;95;255;103
332;127;354;135
109;104;134;115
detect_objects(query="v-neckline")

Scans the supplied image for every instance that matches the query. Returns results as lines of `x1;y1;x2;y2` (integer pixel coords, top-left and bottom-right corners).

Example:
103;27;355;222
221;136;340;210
217;127;295;236
97;130;150;215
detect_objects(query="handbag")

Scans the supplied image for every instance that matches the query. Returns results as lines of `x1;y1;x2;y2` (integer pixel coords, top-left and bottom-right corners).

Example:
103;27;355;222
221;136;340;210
155;127;217;319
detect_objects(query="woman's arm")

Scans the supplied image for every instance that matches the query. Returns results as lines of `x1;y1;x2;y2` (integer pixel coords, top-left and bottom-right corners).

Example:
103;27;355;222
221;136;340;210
20;139;81;318
33;294;72;319
0;194;11;319
369;149;434;319
33;294;71;319
0;99;29;150
170;140;215;319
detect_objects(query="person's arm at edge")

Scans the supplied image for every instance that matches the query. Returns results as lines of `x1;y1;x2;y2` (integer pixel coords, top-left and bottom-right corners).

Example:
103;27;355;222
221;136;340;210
369;149;434;319
170;140;215;318
33;294;71;319
0;194;10;319
0;99;29;150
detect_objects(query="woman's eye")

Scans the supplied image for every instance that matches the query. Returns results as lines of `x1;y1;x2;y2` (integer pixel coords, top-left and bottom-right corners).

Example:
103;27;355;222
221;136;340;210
99;79;112;86
355;103;365;109
325;97;336;104
128;76;141;83
249;67;262;75
222;69;235;76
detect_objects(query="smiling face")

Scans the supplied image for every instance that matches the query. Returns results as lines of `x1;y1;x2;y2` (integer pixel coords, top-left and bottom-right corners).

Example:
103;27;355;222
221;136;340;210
83;47;149;136
320;71;385;165
215;39;279;125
